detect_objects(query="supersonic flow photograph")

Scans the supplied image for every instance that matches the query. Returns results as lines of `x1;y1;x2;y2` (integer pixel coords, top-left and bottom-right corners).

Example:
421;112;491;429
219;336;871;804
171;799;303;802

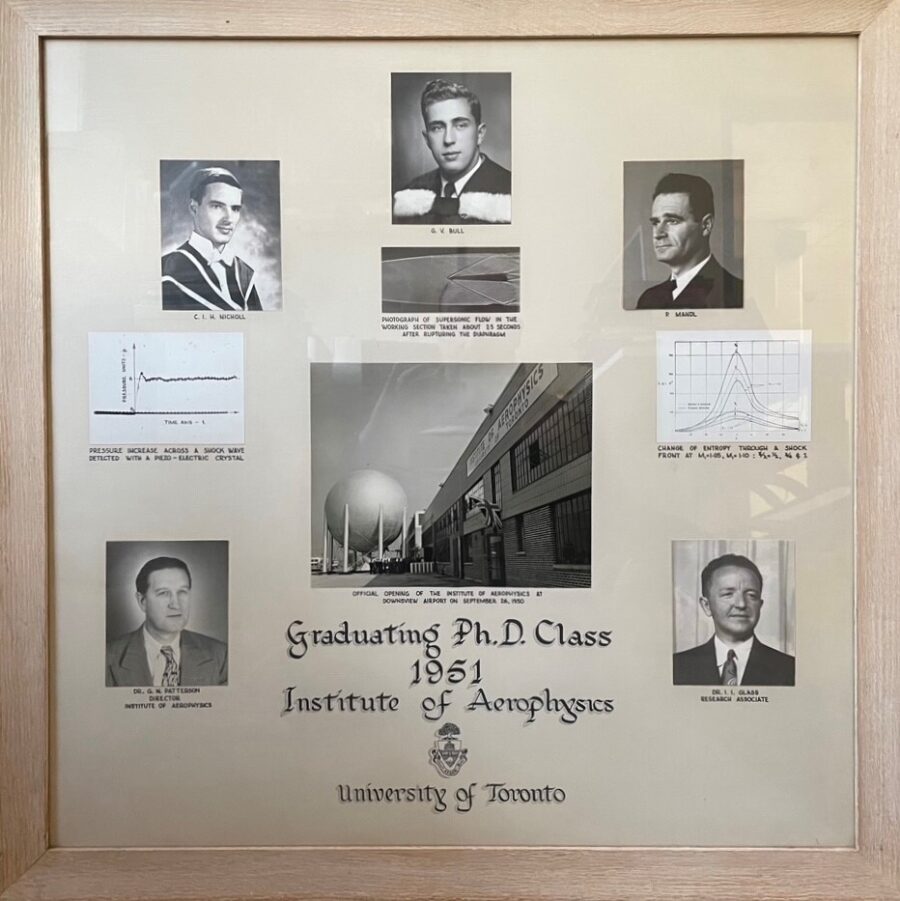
381;247;520;313
310;362;592;588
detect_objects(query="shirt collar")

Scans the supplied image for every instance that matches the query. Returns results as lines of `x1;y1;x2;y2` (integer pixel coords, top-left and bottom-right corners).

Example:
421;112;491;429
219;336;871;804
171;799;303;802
188;231;235;267
713;634;754;684
441;154;484;197
142;624;181;661
672;254;712;297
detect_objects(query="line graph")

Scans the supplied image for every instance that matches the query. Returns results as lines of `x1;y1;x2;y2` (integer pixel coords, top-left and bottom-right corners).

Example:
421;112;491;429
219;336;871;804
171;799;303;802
89;332;244;443
657;330;811;443
94;364;239;416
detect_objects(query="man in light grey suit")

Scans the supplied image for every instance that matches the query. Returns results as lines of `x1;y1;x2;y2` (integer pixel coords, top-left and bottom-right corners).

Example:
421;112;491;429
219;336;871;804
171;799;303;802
106;556;227;687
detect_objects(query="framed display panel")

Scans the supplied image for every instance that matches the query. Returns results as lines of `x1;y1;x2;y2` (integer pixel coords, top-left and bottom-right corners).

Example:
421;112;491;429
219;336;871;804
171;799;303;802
1;1;899;898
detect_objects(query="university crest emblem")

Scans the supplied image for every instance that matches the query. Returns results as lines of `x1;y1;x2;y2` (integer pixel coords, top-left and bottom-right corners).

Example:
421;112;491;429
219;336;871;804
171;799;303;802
429;722;468;777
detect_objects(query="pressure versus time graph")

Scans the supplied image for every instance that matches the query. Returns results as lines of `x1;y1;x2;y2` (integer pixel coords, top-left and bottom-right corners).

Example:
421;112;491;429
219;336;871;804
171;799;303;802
657;330;812;443
89;332;244;444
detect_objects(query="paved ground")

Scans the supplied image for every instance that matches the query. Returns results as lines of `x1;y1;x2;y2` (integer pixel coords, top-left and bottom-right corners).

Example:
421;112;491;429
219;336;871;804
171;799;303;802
311;571;476;588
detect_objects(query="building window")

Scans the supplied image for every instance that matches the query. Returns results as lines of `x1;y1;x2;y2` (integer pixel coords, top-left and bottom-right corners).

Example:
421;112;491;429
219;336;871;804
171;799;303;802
510;374;591;491
490;462;502;509
463;533;473;563
553;491;590;565
464;479;485;521
515;515;525;553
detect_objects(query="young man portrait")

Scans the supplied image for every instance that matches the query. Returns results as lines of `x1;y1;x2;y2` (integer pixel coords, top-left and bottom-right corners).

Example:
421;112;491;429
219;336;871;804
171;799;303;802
160;160;282;311
392;74;512;225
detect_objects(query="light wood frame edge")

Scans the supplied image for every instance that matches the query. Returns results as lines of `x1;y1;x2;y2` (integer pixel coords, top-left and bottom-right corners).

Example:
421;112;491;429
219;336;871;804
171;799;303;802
2;1;898;898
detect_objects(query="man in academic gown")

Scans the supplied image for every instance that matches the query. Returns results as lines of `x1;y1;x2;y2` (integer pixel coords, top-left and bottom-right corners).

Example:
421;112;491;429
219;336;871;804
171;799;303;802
162;167;263;311
393;79;511;225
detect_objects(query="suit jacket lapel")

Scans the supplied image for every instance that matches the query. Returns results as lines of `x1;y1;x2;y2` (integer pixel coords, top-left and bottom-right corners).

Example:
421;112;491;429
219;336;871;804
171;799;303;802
179;631;215;685
700;636;720;683
116;628;152;685
743;637;767;684
677;258;715;307
689;257;736;308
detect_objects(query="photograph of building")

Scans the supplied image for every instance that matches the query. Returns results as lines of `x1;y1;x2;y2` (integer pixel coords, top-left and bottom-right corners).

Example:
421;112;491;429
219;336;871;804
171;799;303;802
310;362;591;588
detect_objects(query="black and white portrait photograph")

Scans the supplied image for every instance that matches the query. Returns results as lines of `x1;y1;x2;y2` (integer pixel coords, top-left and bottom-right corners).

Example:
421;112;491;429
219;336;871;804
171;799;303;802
391;73;512;225
623;159;744;311
310;362;591;588
672;539;795;686
106;540;229;687
382;247;520;313
160;159;282;312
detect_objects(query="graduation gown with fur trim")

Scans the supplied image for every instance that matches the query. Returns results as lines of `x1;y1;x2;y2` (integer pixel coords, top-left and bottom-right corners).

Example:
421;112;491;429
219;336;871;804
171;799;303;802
392;155;512;225
162;242;263;311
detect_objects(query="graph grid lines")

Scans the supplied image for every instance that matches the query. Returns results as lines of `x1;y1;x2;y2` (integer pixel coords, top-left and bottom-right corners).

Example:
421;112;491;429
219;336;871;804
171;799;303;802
658;331;812;443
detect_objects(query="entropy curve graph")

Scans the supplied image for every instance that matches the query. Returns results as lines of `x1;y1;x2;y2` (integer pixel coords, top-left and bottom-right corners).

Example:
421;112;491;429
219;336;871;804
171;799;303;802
657;330;812;443
89;332;244;444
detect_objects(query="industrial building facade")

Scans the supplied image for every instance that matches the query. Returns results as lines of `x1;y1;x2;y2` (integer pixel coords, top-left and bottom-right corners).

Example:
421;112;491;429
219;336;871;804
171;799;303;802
409;363;592;588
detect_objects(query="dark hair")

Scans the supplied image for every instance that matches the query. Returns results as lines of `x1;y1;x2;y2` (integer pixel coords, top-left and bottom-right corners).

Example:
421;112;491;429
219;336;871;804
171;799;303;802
188;167;242;204
420;79;482;125
700;554;762;598
653;172;715;220
136;557;192;595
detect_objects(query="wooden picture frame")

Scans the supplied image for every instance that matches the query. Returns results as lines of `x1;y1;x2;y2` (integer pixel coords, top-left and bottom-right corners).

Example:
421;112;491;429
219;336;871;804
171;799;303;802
1;1;898;897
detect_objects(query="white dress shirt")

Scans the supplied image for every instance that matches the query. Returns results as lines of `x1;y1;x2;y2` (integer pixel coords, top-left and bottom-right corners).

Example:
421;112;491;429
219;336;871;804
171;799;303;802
672;253;711;299
713;634;754;685
188;231;235;301
440;154;484;197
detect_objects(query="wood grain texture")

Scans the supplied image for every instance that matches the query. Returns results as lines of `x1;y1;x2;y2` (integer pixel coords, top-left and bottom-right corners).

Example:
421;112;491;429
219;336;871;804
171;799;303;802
1;0;899;898
858;0;900;891
4;0;893;37
2;848;898;901
0;0;49;895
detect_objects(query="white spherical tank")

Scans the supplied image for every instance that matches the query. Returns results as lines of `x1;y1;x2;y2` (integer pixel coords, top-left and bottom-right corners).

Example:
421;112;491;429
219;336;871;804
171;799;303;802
324;470;408;554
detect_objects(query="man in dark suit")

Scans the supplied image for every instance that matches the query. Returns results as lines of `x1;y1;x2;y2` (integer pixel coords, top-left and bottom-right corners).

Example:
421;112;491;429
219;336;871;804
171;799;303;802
673;553;794;686
636;172;742;310
162;167;263;311
393;79;511;225
106;556;228;687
